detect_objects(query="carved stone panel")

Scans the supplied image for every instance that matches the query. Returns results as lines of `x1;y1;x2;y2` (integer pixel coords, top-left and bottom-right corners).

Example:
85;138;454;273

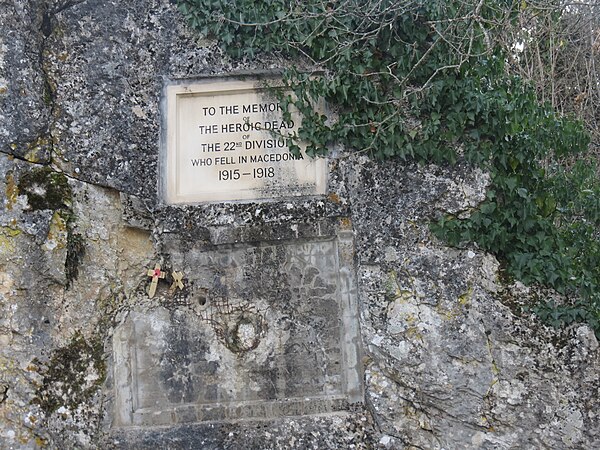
112;235;362;426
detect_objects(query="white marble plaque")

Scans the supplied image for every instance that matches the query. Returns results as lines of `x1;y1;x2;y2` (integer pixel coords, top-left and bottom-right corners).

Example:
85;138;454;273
163;79;327;203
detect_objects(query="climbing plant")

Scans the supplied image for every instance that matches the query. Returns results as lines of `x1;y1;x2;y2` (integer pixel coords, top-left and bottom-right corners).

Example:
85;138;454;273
178;0;599;335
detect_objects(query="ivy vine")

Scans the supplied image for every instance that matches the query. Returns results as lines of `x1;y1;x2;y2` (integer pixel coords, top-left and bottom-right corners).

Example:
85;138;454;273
178;0;599;335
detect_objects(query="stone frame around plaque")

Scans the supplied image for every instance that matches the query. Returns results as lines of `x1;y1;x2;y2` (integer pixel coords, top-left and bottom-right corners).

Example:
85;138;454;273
160;77;328;205
110;228;363;427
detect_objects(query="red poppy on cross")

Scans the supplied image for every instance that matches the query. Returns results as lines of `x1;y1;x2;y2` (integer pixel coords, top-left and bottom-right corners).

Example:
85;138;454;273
146;264;166;298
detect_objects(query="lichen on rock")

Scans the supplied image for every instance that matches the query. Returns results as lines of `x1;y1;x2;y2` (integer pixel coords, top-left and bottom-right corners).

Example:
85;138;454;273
31;332;106;447
0;1;598;449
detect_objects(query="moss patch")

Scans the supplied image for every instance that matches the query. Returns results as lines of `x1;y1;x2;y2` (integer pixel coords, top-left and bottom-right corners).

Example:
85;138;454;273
65;232;85;288
18;167;71;211
31;332;106;415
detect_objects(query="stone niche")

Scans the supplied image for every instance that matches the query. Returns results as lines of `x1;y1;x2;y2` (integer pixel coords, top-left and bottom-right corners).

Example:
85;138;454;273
112;231;362;427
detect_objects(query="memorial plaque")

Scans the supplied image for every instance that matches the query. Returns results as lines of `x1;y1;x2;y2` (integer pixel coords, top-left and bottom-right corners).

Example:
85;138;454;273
162;79;327;204
112;236;363;426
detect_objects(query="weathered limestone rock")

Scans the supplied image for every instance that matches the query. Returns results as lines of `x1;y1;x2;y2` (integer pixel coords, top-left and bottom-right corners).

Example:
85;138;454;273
0;0;52;164
344;157;600;449
0;1;598;449
0;151;156;448
41;0;282;198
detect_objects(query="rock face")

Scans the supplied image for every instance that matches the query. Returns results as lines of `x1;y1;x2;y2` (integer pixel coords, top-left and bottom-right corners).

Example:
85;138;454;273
346;159;600;449
0;1;598;449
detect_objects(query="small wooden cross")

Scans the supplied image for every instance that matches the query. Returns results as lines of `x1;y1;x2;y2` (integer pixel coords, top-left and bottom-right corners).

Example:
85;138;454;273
146;264;166;298
171;271;184;291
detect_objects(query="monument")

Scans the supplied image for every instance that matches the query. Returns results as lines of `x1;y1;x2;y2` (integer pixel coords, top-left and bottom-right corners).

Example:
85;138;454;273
111;76;362;428
3;3;596;447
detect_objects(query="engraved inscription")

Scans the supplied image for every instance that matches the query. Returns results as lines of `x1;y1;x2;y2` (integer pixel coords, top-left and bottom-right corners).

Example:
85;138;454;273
112;239;362;426
163;79;327;203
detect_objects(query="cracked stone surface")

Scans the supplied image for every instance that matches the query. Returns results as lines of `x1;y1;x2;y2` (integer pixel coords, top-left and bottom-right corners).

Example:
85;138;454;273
0;0;52;163
344;157;600;449
0;1;599;449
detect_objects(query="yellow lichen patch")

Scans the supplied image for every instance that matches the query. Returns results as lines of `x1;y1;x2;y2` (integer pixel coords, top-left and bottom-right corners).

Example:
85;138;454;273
0;86;7;95
23;136;50;163
23;148;40;163
6;137;49;163
42;212;68;252
0;227;21;256
5;172;18;210
384;270;414;302
339;217;352;229
328;192;341;204
436;302;459;321
0;354;17;371
438;284;473;320
403;312;417;326
458;285;473;305
404;326;424;341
